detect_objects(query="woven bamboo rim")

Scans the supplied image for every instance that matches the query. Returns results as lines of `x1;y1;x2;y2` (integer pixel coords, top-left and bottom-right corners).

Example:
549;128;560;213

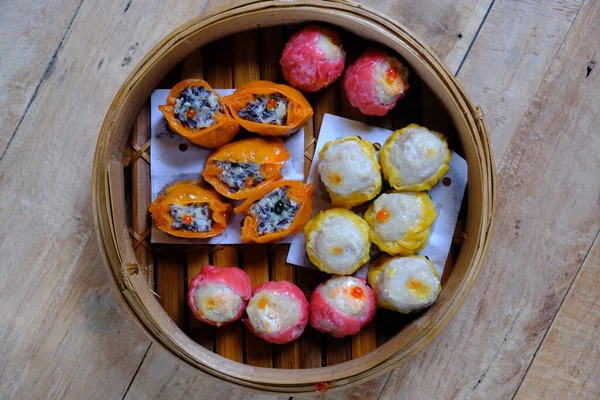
92;0;496;394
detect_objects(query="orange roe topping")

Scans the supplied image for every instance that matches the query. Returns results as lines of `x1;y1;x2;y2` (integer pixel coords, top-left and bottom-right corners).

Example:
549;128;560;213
408;280;421;290
315;382;330;393
332;246;344;255
385;66;398;86
376;209;390;222
328;171;342;185
182;215;193;225
186;108;197;119
266;98;277;109
350;286;364;299
257;297;269;310
205;296;218;310
245;177;254;186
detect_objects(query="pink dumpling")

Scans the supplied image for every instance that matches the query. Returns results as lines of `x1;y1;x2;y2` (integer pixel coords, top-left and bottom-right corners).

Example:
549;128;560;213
187;265;252;327
244;281;309;344
280;25;346;92
309;276;376;338
343;48;409;116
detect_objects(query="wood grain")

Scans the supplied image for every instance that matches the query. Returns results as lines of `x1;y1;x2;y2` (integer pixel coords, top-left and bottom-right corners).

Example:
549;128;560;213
514;233;600;399
0;0;82;156
376;0;599;397
186;251;215;350
3;0;599;397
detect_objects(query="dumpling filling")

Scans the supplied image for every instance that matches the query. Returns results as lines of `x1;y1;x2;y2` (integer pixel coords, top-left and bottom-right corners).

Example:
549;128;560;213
374;58;407;105
193;283;243;325
170;203;213;232
214;161;264;192
237;94;288;125
250;187;300;235
247;291;300;334
174;86;222;129
312;216;368;274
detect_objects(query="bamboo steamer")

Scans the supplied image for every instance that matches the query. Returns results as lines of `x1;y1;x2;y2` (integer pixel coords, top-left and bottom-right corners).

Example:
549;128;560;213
92;0;496;395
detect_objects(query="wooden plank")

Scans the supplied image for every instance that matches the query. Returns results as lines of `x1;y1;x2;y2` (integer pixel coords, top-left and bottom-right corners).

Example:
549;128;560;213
241;245;273;367
257;25;300;368
0;0;218;396
7;237;152;400
270;244;301;369
201;35;244;363
0;0;82;156
230;30;273;367
376;0;599;397
456;0;584;162
515;234;600;399
156;253;186;328
123;344;281;400
186;250;215;351
131;101;154;287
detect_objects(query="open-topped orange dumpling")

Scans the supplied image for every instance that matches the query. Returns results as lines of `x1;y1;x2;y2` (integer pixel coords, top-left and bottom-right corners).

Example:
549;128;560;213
159;79;239;148
223;81;313;136
234;180;313;243
364;191;436;255
202;137;289;200
148;180;232;239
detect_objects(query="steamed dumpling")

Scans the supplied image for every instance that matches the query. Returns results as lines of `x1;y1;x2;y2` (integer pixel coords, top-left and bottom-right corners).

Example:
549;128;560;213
381;124;451;191
309;276;376;338
368;255;441;313
304;208;370;275
317;137;382;208
364;192;436;255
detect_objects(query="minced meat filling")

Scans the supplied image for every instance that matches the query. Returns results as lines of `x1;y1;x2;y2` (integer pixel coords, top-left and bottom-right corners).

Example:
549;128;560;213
250;187;300;235
214;161;264;192
237;94;288;125
169;203;213;232
174;86;222;129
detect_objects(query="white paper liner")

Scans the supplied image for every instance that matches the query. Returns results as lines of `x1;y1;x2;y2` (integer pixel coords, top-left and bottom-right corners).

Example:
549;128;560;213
286;114;468;278
150;88;304;244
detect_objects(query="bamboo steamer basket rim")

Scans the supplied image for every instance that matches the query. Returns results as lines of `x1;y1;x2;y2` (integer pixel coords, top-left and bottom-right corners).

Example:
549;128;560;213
92;0;496;394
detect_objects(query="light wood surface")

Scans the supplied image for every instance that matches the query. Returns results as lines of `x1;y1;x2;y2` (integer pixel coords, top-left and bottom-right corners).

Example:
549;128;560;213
0;0;598;399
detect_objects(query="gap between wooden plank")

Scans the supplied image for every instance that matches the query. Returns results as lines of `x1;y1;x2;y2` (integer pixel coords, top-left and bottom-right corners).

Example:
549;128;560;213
0;0;85;163
120;343;153;400
454;0;496;76
510;228;600;399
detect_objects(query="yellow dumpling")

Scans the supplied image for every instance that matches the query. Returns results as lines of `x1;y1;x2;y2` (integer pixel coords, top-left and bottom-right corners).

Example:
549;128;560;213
381;124;451;191
364;191;436;255
304;208;371;275
368;255;441;313
317;137;382;208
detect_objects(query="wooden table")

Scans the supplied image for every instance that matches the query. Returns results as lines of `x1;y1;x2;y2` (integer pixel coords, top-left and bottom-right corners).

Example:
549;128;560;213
1;0;598;398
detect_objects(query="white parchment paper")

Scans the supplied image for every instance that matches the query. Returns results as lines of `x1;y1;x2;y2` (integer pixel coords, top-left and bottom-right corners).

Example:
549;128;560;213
150;89;304;244
286;114;468;278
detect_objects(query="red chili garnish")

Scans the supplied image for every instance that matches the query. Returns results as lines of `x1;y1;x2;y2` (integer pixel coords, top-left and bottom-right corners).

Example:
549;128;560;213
315;382;330;393
186;108;197;119
266;98;277;110
385;66;398;85
350;286;364;299
376;209;390;222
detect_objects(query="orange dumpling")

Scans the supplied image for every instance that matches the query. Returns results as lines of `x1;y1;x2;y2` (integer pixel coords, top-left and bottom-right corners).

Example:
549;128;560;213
149;181;231;239
202;137;289;200
223;81;313;136
159;79;239;148
234;180;313;243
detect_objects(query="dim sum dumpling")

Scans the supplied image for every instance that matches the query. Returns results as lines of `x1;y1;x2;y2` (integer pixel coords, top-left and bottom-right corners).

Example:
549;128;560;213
368;255;441;313
364;191;436;255
304;208;370;275
381;124;451;191
317;137;381;208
